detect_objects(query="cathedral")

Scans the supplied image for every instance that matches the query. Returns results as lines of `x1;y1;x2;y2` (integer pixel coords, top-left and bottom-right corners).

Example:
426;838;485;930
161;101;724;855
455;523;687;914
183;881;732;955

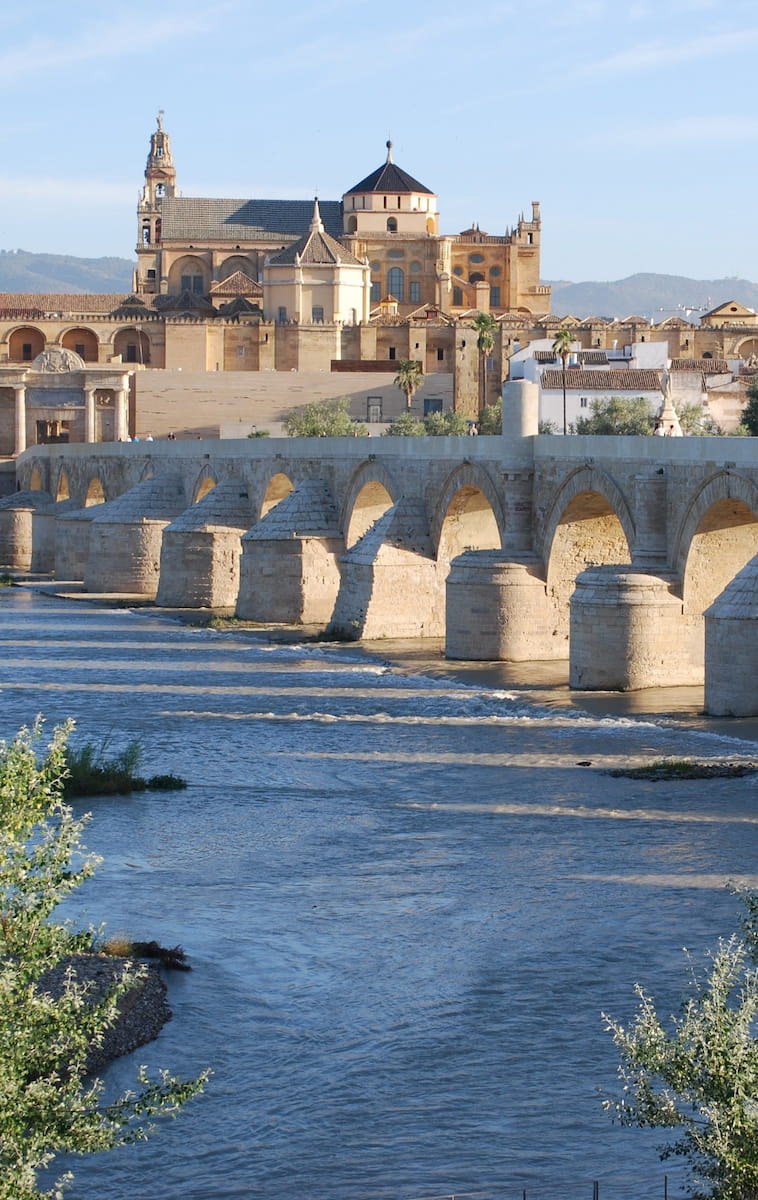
134;114;549;322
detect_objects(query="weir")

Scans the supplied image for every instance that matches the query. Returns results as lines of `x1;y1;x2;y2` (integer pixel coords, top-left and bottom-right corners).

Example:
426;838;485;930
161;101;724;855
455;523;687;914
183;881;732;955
9;392;758;714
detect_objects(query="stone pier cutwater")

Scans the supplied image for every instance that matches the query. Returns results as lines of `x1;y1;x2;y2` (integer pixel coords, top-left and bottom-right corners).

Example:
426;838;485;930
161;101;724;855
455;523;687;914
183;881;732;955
8;381;758;715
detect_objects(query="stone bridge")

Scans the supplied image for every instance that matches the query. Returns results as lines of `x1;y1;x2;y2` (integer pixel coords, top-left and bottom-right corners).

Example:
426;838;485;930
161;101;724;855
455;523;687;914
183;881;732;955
7;397;758;715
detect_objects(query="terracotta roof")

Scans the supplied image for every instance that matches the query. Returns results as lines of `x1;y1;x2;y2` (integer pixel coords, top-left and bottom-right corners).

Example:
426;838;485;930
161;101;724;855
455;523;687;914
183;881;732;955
209;271;262;296
670;357;730;373
159;197;343;242
541;368;662;390
0;293;129;315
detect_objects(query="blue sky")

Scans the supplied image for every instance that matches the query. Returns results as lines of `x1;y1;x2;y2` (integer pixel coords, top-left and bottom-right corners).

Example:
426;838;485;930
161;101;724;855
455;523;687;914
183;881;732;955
0;0;754;282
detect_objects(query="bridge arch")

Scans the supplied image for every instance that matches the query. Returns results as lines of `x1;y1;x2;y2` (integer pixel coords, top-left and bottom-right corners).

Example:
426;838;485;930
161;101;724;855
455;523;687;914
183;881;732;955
674;470;758;614
260;470;294;518
55;471;70;502
341;460;400;548
192;468;217;503
433;462;504;561
542;466;633;633
85;477;106;506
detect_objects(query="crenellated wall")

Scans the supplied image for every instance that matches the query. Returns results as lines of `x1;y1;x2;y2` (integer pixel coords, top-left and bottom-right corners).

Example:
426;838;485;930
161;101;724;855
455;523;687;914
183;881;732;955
11;431;758;713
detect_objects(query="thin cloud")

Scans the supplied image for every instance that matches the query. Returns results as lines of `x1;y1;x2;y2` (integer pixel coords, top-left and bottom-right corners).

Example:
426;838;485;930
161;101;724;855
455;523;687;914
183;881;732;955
576;114;758;150
0;10;220;83
582;27;758;75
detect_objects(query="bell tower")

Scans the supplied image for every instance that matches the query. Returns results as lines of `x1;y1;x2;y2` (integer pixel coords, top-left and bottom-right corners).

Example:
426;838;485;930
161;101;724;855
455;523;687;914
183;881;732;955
134;112;176;295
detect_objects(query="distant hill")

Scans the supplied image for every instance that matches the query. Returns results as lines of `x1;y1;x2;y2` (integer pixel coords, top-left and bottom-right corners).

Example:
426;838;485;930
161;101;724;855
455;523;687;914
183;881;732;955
0;250;134;294
0;254;756;322
546;273;758;320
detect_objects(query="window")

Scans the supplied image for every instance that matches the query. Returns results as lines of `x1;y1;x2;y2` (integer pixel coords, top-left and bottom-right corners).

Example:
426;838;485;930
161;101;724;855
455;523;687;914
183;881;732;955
74;343;85;358
453;266;463;276
22;343;32;361
371;281;381;303
490;286;501;307
489;266;501;277
409;281;421;304
387;249;404;259
424;397;442;416
277;306;288;323
367;397;383;423
386;217;397;232
388;346;396;360
580;397;588;408
236;345;246;358
469;253;484;264
312;306;324;323
371;262;381;272
452;287;463;306
347;216;357;233
142;226;150;245
410;261;421;272
387;267;404;302
125;344;138;363
155;183;165;198
181;274;204;293
437;347;444;362
469;272;484;284
181;274;191;291
147;269;156;281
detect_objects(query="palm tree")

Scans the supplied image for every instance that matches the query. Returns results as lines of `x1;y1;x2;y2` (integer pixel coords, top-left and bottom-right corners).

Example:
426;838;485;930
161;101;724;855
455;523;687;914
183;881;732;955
473;312;498;414
551;328;574;435
394;359;424;410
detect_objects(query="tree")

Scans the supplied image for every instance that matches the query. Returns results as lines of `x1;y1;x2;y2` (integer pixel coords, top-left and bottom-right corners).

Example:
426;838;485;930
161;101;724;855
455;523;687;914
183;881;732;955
603;889;758;1200
0;720;207;1200
473;313;498;413
393;359;424;410
478;397;502;435
740;378;758;436
574;395;654;435
551;328;574;435
383;410;470;436
677;403;723;436
285;396;367;437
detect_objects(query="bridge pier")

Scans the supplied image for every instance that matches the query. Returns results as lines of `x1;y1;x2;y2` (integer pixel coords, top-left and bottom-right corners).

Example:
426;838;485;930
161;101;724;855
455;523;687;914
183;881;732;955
55;506;102;580
445;551;559;661
85;475;187;596
156;481;254;609
569;565;699;690
0;490;54;569
236;480;345;624
705;555;758;715
330;499;444;639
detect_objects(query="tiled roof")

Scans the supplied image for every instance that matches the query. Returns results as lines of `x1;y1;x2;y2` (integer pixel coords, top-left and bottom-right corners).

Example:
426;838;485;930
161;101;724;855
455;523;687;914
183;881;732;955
670;358;730;373
541;368;662;390
159;197;343;242
209;271;262;296
345;146;433;196
579;350;609;364
0;293;129;315
269;223;364;267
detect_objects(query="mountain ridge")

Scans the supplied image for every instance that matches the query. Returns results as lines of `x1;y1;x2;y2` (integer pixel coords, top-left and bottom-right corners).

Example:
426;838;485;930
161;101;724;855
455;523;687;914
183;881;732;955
0;252;755;321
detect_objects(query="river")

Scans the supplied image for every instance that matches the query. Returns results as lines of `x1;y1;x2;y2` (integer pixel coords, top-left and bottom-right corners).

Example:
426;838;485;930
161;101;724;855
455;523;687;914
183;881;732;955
3;585;758;1200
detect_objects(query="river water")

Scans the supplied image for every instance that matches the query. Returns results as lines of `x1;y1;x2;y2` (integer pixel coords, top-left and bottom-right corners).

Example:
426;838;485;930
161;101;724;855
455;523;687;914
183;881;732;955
3;585;758;1200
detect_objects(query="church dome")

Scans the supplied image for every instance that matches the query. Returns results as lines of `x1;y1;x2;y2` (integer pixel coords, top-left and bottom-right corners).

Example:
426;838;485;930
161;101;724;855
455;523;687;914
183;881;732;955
344;141;433;197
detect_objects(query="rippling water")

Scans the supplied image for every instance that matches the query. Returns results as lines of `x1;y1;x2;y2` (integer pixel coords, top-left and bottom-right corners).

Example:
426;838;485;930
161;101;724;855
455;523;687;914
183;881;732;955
4;586;758;1200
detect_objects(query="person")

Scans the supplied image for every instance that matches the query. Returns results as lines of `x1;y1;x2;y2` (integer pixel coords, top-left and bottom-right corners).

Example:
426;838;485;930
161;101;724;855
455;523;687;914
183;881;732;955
167;431;176;441
145;433;154;442
653;420;665;436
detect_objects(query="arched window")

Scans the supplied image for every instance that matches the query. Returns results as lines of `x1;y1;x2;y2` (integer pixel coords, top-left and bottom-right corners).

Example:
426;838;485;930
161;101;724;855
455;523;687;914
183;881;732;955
452;287;463;306
386;217;397;233
347;215;357;233
387;267;404;302
469;272;484;284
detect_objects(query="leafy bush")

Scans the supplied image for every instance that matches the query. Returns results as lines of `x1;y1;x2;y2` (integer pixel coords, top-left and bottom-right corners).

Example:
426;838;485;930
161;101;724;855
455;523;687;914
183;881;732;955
63;737;187;798
575;395;654;435
285;396;367;437
0;719;206;1198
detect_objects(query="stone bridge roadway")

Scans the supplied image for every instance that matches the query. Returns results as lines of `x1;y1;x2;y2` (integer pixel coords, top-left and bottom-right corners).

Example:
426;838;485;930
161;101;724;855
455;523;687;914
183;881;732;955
10;431;758;715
